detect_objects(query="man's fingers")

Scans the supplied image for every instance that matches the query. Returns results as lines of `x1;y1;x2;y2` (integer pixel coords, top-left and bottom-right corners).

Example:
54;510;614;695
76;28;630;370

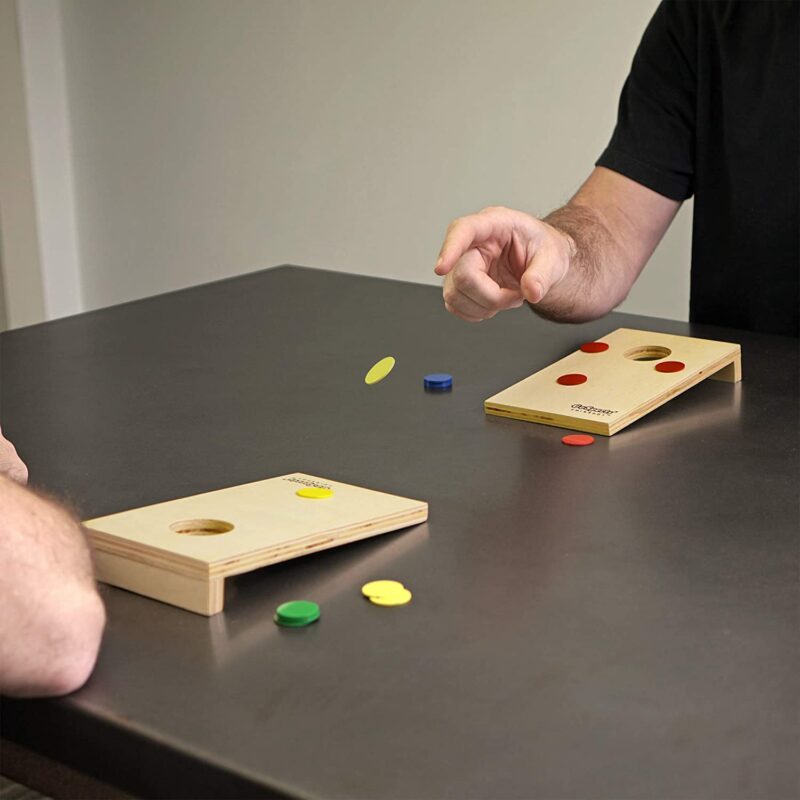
434;210;505;276
444;292;496;322
435;218;474;277
441;247;525;322
444;304;484;323
443;279;522;322
446;250;524;310
449;285;496;320
446;289;522;320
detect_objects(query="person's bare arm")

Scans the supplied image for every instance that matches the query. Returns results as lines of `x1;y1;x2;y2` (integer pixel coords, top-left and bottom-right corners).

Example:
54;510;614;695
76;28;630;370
0;475;105;697
434;167;681;323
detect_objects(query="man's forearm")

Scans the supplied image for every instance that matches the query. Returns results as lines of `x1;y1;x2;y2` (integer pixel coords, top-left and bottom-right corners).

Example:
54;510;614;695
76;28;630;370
528;167;682;323
531;202;627;323
0;476;105;697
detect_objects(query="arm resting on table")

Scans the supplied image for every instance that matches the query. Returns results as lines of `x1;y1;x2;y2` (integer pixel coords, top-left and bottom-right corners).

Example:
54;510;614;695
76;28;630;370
0;476;106;697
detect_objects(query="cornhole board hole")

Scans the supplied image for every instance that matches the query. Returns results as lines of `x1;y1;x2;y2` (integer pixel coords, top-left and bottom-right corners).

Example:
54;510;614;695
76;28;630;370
484;328;741;436
84;473;428;615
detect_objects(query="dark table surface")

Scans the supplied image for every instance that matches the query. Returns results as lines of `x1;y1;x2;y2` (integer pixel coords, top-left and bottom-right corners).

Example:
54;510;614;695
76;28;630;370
1;266;798;799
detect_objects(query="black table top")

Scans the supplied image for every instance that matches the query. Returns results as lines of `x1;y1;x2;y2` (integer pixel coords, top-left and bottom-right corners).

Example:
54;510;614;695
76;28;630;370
1;266;797;799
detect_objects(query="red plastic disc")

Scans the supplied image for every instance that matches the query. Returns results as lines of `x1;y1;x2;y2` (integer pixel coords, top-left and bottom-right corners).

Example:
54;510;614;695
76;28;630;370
556;373;588;386
655;361;686;373
580;342;609;353
562;434;595;447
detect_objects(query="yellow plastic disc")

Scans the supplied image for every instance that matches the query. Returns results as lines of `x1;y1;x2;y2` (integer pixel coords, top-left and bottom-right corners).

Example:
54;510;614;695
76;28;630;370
364;356;396;385
369;588;412;607
361;580;405;598
295;487;334;499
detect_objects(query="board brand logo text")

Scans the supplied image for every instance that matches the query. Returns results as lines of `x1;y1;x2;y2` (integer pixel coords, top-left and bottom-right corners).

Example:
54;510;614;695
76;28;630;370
284;476;333;490
571;403;617;416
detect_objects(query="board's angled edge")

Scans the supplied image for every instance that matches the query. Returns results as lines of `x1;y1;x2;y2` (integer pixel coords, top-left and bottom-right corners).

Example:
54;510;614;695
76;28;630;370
213;503;429;578
607;349;741;435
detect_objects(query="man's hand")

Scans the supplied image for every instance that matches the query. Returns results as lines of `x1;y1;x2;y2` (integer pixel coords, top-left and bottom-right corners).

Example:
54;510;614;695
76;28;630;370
0;426;28;484
434;206;574;322
434;168;682;324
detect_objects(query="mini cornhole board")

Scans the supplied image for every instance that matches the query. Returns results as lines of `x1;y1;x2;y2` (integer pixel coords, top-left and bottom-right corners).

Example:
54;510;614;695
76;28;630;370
485;328;741;436
84;473;428;616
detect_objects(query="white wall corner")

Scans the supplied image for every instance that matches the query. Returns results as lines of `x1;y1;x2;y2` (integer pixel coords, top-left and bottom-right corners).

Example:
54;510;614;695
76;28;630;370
17;0;83;320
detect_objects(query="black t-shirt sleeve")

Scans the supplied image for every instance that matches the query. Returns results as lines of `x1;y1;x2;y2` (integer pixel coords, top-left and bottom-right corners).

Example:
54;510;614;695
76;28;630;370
596;0;697;201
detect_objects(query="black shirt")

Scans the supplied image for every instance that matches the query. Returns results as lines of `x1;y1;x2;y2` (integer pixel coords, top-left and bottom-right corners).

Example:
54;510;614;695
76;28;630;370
597;0;799;336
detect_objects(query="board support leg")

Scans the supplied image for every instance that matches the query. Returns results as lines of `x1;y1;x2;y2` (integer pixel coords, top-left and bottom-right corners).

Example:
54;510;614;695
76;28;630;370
93;550;225;616
709;352;742;383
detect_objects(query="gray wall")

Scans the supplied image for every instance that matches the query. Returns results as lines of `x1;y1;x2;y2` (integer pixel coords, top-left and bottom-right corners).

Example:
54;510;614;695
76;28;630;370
0;0;46;330
0;238;6;331
54;0;690;321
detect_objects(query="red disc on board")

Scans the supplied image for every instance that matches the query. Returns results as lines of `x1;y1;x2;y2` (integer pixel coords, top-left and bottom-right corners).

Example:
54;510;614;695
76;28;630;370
557;373;588;386
562;434;595;447
580;342;609;353
655;360;686;373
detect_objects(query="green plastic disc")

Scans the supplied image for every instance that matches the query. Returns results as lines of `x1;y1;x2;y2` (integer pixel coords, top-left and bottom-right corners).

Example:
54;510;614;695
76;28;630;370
274;600;320;627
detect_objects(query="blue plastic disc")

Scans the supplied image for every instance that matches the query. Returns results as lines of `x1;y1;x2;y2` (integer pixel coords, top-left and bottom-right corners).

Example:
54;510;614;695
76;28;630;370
424;373;453;390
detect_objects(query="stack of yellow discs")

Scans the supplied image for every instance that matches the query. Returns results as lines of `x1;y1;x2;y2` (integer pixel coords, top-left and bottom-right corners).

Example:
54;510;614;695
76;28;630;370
361;579;412;607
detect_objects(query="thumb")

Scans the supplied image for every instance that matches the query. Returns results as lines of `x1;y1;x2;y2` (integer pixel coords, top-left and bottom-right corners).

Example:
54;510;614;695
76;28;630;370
520;239;570;304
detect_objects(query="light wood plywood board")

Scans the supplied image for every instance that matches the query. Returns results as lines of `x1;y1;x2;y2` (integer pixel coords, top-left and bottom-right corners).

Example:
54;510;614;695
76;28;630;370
84;473;428;615
485;328;741;436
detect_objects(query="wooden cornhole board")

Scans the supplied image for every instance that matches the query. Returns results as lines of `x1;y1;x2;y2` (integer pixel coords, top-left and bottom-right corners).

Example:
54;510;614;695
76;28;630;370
84;473;428;616
485;328;741;436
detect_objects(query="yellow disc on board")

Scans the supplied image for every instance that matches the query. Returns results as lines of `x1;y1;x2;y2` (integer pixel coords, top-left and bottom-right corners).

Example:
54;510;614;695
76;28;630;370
295;487;334;499
364;356;396;385
369;588;413;607
361;580;405;598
